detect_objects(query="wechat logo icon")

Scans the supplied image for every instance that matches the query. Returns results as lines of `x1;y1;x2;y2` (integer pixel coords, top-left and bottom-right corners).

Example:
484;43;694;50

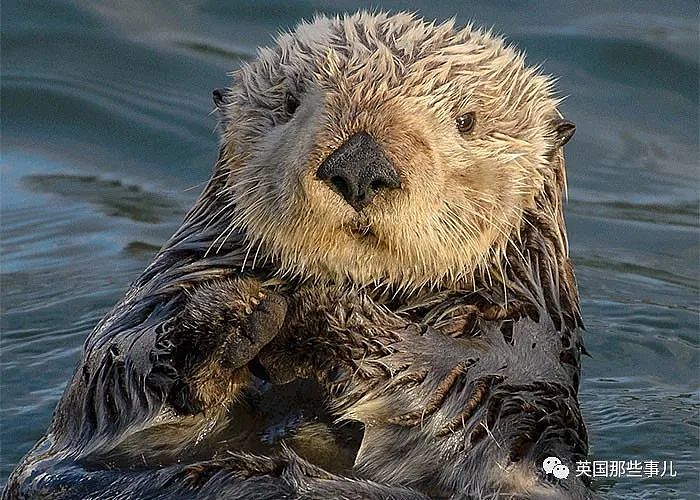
543;456;569;479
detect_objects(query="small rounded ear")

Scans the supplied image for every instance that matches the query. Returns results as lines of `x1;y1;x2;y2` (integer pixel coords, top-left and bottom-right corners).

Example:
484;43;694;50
212;88;227;109
553;118;576;148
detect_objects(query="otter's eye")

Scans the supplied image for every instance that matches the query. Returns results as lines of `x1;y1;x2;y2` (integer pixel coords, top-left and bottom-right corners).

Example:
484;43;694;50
285;93;300;115
456;112;476;134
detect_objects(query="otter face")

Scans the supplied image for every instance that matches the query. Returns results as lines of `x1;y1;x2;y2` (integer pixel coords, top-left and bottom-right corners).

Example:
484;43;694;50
214;12;573;289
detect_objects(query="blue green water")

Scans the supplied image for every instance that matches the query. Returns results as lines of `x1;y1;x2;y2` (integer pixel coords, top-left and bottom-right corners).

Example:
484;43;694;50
1;1;698;497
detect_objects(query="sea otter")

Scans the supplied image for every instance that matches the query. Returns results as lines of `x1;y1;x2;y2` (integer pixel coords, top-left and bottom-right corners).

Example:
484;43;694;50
5;11;592;499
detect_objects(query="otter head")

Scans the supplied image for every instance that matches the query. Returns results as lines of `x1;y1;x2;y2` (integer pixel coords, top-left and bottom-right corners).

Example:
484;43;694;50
212;12;575;290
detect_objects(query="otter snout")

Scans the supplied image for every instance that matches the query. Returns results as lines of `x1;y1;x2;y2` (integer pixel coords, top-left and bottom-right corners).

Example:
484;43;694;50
316;132;400;212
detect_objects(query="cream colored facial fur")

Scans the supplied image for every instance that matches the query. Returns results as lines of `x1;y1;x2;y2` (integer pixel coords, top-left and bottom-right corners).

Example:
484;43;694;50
213;11;564;291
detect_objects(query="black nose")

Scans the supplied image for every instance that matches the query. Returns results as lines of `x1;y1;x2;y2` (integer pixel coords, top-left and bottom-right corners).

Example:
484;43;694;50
316;132;401;212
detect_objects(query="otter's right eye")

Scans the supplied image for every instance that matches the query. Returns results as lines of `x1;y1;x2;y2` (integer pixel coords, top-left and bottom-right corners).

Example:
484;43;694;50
285;93;300;115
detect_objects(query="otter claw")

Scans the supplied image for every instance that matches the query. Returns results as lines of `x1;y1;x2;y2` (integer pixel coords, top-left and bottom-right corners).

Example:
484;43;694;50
436;375;503;437
388;359;476;427
228;291;287;369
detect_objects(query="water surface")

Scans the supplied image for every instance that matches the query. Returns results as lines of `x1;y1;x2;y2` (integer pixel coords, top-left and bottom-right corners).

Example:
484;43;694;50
2;1;698;497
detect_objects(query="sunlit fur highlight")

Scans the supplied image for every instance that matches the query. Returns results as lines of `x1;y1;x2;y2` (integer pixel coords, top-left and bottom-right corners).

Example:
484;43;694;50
212;11;565;293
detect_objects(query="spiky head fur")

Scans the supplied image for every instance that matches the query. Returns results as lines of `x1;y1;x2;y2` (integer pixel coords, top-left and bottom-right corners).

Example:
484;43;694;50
212;11;568;293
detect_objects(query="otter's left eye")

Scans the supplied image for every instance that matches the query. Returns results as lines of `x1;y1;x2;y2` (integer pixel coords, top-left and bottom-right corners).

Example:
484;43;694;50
285;93;300;115
456;112;476;134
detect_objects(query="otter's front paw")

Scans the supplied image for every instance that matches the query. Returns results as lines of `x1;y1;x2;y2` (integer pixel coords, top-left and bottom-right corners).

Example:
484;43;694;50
165;280;288;413
231;290;288;369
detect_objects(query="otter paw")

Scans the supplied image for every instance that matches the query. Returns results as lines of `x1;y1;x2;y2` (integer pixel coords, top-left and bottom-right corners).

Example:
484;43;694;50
245;291;288;343
226;290;288;369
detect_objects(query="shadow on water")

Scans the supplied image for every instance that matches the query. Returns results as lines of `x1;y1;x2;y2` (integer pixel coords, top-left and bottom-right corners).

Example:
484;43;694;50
22;174;181;224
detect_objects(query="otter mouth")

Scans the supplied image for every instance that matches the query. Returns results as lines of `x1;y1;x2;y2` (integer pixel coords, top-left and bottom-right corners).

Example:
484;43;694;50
349;224;377;241
347;216;378;244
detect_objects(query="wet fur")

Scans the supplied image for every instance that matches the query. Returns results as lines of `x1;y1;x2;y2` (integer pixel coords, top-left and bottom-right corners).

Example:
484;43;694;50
215;12;566;291
5;11;592;500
